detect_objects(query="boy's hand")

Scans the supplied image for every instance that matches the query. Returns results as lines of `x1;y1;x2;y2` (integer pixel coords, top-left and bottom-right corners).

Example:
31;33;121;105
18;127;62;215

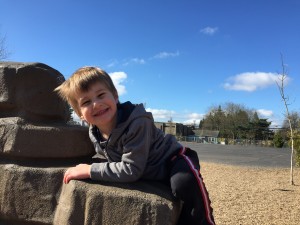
63;164;91;184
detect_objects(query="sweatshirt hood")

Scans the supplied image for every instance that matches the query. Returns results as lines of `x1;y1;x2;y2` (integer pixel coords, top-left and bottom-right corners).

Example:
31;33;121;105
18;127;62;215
89;101;153;144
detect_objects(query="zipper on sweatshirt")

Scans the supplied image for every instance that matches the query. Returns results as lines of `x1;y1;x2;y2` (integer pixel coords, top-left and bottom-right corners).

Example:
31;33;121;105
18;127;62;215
96;128;112;162
102;134;113;162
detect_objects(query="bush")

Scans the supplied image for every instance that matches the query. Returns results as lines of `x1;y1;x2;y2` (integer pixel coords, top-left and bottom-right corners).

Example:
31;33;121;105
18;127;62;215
287;131;300;167
293;131;300;167
273;132;284;148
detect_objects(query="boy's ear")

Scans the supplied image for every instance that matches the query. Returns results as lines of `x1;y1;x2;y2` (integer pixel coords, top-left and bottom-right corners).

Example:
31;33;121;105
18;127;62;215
114;93;119;103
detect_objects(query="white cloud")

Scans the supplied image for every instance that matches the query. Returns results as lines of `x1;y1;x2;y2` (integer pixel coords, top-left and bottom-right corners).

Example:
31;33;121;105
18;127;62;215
257;109;273;118
123;58;145;66
109;71;127;96
146;108;204;125
182;113;204;125
146;108;176;121
200;27;218;35
256;109;285;128
269;115;285;128
153;51;180;59
107;60;118;68
223;72;290;92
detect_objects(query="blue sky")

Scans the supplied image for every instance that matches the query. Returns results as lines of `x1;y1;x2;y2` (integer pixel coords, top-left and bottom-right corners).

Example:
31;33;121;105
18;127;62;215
1;0;299;127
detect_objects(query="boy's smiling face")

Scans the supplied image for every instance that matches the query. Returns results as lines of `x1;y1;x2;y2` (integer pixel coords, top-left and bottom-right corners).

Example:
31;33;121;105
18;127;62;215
77;81;118;135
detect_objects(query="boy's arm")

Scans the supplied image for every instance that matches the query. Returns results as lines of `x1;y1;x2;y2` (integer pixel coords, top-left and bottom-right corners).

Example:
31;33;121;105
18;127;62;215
90;118;153;182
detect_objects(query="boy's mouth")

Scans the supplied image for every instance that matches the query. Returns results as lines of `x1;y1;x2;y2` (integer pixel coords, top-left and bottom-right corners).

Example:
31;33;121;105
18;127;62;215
93;108;109;117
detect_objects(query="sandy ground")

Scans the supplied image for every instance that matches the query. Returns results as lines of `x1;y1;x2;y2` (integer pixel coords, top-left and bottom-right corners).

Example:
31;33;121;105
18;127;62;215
201;162;300;225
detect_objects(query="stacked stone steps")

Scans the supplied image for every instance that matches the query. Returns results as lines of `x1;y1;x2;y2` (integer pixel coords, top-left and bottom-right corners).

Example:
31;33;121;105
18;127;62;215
0;62;180;225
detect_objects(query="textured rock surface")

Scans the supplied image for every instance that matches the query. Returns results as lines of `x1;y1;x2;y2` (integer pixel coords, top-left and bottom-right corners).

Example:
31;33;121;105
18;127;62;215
0;164;180;225
0;117;94;158
54;180;180;225
0;164;65;224
0;62;181;225
0;62;69;123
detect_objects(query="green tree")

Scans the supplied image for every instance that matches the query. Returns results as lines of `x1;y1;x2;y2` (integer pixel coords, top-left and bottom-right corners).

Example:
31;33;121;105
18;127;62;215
246;112;260;140
293;131;300;167
200;102;273;143
282;111;300;130
199;105;225;131
235;109;250;139
252;118;273;140
273;131;285;148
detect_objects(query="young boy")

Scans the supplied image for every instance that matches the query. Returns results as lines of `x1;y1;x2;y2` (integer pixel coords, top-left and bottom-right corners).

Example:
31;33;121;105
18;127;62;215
55;66;215;225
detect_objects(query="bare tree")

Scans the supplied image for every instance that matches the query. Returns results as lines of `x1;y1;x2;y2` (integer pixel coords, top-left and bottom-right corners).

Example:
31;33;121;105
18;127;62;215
276;54;295;185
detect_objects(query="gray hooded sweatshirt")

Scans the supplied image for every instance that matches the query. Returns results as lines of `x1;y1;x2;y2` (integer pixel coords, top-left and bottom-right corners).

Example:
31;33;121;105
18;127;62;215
89;101;182;182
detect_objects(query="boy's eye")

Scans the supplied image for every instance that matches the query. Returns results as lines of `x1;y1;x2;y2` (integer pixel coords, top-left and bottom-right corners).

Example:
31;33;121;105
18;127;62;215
97;93;105;98
81;100;91;106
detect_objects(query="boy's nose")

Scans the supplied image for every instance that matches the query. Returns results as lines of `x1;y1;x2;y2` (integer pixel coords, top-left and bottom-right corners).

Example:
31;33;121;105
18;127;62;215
92;99;101;109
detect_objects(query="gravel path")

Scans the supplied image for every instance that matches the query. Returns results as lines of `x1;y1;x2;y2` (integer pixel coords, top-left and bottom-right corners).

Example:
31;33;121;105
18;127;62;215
201;162;300;225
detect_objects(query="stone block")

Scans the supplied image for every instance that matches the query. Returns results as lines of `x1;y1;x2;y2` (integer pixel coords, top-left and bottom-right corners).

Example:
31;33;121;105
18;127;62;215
0;62;181;225
0;164;65;224
0;62;70;123
0;164;181;225
0;117;94;158
54;180;181;225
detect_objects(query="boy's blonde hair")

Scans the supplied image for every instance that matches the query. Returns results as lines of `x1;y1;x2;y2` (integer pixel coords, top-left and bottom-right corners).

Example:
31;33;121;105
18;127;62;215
55;67;118;117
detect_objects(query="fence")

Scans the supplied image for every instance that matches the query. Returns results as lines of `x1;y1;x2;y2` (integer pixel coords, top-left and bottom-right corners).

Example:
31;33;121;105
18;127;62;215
177;136;290;148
